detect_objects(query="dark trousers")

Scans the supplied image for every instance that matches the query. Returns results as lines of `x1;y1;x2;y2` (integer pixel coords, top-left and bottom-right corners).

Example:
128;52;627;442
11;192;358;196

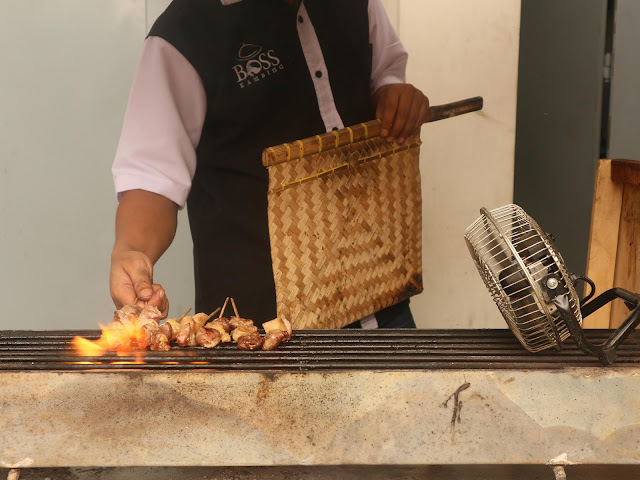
343;299;416;329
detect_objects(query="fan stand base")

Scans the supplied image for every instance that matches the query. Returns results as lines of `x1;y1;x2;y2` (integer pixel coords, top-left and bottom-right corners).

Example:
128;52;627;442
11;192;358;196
554;288;640;366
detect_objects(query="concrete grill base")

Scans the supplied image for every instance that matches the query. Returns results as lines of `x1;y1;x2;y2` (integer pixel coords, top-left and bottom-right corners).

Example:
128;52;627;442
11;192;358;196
1;369;640;468
2;465;640;480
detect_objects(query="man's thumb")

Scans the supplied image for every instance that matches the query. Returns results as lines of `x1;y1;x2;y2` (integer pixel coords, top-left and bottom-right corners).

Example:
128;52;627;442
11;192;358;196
134;276;154;301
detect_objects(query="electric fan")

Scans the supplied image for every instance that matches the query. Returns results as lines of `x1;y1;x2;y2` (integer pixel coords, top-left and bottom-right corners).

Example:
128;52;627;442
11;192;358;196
465;204;640;365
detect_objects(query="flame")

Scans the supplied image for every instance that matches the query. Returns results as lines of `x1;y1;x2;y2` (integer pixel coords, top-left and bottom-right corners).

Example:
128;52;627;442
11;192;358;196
73;336;105;357
112;357;145;365
131;352;145;364
72;317;147;364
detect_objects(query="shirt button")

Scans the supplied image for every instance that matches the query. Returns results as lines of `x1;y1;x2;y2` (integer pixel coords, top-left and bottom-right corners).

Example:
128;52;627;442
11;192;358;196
315;70;323;78
298;15;304;23
332;127;339;131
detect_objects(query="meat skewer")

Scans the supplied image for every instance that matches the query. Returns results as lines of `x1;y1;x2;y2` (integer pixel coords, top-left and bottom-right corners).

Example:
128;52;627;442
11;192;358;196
219;297;232;325
139;304;164;323
205;320;232;343
101;298;293;354
143;307;193;351
228;298;262;349
159;308;192;343
107;305;144;350
195;321;222;348
109;304;166;351
193;308;222;348
175;314;197;347
137;304;169;351
113;304;141;325
229;298;258;340
176;307;224;348
205;298;232;343
262;317;293;351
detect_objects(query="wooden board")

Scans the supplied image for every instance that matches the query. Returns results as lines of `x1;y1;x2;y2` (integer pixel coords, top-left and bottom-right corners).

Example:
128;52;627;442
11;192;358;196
610;184;640;327
583;159;623;328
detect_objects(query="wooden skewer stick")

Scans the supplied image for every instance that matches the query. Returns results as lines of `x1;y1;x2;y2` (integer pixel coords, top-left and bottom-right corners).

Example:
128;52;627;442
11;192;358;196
230;297;240;318
133;297;148;307
178;308;192;321
219;297;230;319
206;307;222;321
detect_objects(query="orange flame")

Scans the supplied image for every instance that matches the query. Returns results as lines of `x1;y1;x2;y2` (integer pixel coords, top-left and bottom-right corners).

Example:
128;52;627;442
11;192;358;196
72;336;105;357
73;317;147;364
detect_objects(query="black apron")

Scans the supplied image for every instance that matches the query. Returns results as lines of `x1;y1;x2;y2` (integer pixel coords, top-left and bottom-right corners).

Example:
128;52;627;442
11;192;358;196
150;0;379;324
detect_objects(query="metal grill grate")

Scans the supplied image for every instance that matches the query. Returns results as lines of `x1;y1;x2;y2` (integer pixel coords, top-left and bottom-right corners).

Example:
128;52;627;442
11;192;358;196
1;329;640;371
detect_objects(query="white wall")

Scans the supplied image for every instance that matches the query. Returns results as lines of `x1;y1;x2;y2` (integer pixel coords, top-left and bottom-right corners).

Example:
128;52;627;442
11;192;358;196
0;0;192;329
385;0;521;328
0;1;519;330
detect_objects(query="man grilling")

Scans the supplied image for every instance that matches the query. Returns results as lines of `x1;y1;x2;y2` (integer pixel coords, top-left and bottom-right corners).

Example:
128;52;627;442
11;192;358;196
110;0;430;329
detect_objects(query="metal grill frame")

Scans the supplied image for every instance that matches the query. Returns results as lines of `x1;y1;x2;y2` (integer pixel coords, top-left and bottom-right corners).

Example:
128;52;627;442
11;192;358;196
1;333;640;470
2;329;640;371
2;329;640;469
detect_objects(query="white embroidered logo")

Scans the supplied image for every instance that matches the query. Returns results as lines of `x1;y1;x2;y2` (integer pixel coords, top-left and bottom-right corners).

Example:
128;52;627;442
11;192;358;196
232;43;285;88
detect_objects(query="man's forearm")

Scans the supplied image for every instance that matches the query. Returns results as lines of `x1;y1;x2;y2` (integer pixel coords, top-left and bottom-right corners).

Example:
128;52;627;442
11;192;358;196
113;189;179;264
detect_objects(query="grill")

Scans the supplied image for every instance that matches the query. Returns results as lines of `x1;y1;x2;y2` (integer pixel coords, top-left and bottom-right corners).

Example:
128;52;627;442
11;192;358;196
2;328;640;371
2;329;640;477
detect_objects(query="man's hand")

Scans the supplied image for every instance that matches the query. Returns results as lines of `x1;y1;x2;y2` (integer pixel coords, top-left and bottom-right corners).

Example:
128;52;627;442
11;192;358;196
373;83;430;144
110;189;178;318
110;250;169;317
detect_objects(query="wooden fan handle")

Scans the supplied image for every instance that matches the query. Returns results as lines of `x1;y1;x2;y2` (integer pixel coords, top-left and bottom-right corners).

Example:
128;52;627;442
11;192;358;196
263;96;484;166
427;96;483;123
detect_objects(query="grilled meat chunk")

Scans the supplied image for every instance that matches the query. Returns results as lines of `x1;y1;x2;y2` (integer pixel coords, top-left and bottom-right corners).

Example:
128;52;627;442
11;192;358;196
262;330;290;351
262;317;292;339
105;321;134;350
176;317;198;347
161;318;181;342
237;332;264;350
205;320;232;343
158;321;173;341
229;317;254;329
231;324;258;342
114;305;141;322
137;321;171;351
139;305;163;321
149;331;171;351
192;313;209;329
208;318;231;333
196;327;222;348
136;323;155;350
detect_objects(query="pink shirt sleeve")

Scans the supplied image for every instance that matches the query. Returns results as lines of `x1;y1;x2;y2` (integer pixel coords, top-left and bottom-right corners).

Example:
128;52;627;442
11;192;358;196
368;0;409;93
112;36;207;209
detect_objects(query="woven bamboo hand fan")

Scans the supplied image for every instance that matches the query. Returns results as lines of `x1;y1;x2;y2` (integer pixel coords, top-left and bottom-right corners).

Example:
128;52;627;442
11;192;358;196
263;97;483;329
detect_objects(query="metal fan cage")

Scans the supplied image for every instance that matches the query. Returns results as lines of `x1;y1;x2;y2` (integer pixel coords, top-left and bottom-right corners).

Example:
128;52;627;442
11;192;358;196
464;204;582;352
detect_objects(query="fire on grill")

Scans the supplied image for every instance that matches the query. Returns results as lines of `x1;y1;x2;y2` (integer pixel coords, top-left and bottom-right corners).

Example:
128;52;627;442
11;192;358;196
72;297;292;358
